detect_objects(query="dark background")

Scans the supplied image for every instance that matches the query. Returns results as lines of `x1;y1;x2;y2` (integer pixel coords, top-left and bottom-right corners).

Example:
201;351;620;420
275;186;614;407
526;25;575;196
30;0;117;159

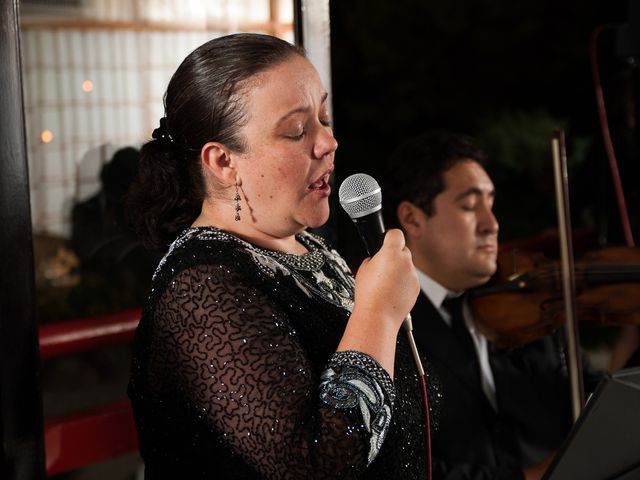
329;0;640;267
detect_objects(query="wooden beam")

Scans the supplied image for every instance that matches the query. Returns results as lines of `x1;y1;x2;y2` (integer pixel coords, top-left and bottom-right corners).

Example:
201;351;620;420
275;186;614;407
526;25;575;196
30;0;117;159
0;0;46;478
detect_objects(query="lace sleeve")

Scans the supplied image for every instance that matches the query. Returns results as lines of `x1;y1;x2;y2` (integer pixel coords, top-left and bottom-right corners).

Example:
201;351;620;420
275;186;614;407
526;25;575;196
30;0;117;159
145;263;394;479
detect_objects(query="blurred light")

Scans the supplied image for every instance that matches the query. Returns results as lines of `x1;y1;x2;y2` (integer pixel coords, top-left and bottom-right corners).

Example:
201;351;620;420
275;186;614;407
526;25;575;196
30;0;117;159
82;80;94;92
40;129;54;144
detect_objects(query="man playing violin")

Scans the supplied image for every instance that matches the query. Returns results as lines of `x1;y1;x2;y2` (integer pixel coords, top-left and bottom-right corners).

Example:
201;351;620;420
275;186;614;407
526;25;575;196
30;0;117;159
381;130;601;480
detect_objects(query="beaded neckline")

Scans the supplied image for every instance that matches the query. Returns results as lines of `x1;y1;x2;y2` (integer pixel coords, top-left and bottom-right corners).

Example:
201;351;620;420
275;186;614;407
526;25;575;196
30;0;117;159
179;226;326;272
153;225;355;320
250;235;325;271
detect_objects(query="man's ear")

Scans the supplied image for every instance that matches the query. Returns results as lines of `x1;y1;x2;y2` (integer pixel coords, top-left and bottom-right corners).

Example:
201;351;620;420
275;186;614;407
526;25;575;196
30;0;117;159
200;141;237;185
397;201;424;239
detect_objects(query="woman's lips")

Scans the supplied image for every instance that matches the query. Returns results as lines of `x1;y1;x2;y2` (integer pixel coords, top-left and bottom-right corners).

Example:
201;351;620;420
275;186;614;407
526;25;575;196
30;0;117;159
309;175;331;196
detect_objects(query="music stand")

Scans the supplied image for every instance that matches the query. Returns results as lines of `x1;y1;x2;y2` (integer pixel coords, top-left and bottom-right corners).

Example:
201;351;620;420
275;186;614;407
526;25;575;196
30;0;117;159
543;366;640;480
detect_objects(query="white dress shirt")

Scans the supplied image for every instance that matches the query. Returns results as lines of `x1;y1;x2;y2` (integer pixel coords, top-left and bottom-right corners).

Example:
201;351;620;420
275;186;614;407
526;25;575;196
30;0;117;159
416;269;498;411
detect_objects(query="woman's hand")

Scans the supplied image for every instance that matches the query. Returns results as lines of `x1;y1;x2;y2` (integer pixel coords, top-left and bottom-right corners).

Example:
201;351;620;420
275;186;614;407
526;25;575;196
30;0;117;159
337;229;420;376
353;229;419;327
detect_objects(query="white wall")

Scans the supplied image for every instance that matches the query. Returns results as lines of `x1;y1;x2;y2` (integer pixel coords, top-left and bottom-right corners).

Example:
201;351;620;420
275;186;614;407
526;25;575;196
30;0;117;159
21;0;293;237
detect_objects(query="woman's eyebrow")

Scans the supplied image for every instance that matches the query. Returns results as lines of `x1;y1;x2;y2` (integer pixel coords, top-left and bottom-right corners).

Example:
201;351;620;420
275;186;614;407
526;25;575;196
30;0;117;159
276;92;329;126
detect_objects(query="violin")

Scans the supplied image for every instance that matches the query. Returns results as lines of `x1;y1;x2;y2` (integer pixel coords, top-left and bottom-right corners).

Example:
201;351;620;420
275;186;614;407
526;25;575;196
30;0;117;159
468;246;640;348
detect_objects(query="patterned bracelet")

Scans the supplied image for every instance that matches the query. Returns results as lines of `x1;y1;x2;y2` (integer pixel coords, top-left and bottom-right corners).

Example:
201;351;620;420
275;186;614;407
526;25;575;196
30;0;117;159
319;350;396;465
327;350;396;405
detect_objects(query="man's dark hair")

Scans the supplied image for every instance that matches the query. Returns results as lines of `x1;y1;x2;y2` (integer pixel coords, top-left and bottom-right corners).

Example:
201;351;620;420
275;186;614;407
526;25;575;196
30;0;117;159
381;130;488;229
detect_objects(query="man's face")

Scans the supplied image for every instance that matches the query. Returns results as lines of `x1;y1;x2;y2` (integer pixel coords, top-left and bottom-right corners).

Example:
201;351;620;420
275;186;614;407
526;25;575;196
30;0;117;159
413;159;498;291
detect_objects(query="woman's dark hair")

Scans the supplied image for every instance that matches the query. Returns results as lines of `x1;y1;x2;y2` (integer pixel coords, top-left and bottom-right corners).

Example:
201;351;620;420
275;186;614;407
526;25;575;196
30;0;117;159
127;33;304;251
381;130;488;230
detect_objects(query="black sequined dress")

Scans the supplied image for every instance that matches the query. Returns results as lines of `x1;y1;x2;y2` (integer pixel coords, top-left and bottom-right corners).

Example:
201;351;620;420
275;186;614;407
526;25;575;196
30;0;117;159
129;227;440;479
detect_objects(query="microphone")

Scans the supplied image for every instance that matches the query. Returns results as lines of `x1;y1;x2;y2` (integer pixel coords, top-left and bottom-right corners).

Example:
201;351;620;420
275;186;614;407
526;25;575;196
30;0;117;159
338;173;432;479
338;173;425;376
338;173;386;256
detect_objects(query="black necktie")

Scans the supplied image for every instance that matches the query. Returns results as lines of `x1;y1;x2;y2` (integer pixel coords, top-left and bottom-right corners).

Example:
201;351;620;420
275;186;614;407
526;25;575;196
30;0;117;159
442;295;476;357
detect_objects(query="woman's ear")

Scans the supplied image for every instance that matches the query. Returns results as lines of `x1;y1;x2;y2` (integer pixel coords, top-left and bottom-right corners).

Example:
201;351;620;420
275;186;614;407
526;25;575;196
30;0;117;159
201;141;237;184
397;201;423;239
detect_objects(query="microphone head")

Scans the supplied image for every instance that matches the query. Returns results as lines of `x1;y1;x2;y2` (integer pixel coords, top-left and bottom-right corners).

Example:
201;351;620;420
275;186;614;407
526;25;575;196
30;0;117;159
338;173;382;219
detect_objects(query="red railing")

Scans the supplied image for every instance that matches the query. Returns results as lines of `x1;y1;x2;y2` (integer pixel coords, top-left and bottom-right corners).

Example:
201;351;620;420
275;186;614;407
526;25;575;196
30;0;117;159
39;308;140;359
39;308;141;476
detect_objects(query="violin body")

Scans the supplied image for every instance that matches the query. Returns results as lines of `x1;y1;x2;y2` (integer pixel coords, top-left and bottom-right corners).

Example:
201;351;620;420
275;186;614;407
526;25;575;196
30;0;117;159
469;246;640;347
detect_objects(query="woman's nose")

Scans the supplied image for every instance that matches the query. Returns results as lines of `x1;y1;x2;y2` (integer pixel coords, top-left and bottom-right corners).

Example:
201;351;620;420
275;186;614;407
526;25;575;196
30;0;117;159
314;126;338;159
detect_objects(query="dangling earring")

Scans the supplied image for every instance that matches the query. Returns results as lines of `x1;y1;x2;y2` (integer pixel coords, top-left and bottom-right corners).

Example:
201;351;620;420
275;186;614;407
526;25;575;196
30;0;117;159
234;184;242;221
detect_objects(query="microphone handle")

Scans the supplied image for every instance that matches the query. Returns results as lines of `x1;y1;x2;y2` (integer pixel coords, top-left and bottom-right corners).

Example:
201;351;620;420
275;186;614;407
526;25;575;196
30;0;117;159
403;314;425;376
353;211;386;257
353;211;426;376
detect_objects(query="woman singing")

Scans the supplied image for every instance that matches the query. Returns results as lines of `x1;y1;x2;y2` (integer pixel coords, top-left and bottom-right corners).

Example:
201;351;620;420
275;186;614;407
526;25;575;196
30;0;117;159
127;33;439;479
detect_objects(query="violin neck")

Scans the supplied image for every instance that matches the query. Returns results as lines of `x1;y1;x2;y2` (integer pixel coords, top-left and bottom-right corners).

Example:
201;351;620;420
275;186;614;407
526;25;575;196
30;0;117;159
584;265;640;285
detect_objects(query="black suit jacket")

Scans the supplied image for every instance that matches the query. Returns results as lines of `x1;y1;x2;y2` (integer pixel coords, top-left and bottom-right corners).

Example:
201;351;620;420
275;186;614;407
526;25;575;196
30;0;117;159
412;292;600;480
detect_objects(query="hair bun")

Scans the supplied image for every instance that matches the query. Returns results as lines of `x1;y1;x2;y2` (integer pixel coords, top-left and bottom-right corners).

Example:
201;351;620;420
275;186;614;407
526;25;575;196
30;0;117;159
152;117;174;144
